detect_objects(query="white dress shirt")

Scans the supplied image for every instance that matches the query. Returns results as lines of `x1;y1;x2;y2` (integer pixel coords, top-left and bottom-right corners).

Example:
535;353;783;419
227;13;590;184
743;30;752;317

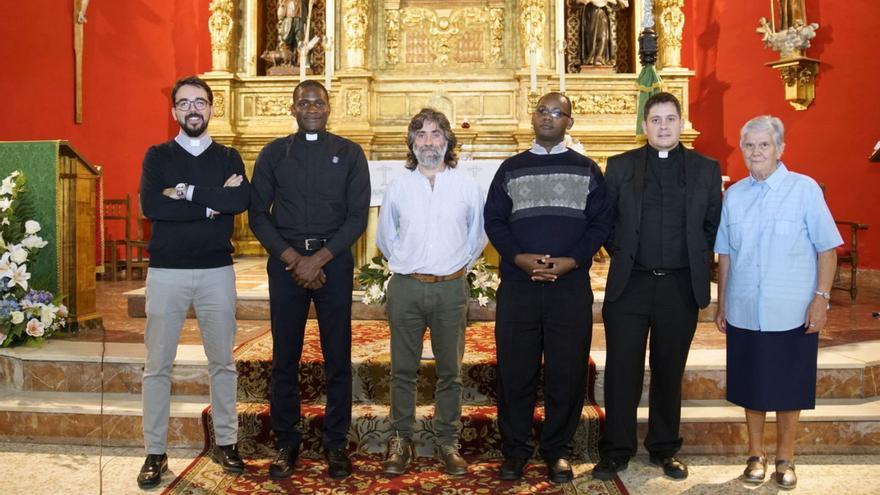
377;167;487;276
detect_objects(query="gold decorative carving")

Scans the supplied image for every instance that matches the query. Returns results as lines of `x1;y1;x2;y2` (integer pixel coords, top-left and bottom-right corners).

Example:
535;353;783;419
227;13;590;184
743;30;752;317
385;9;400;65
767;57;819;111
392;7;501;67
489;8;504;63
655;0;684;68
569;93;636;115
343;0;368;68
208;0;235;72
519;0;545;66
213;91;226;118
346;89;363;117
255;95;293;117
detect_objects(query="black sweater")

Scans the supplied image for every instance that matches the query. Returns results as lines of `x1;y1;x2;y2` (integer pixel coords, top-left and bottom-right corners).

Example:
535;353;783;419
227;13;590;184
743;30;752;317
140;140;250;268
484;149;613;281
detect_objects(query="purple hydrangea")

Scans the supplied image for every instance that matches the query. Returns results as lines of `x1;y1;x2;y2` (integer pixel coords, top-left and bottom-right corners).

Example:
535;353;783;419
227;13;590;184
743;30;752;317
23;290;54;306
0;298;20;317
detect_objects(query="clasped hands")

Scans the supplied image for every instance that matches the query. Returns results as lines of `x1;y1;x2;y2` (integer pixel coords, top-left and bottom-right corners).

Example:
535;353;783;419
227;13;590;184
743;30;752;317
280;247;330;290
514;253;577;282
162;174;244;219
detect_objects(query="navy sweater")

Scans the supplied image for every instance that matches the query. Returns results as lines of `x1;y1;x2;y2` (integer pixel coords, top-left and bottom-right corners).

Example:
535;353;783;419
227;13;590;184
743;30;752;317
140;140;250;268
484;149;612;281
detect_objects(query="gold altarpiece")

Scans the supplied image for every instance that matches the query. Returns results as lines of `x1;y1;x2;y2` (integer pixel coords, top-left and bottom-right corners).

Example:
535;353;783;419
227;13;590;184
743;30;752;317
201;0;694;259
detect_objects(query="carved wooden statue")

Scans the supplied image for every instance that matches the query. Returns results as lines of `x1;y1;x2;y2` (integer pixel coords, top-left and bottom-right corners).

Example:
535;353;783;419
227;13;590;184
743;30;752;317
576;0;629;67
779;0;806;31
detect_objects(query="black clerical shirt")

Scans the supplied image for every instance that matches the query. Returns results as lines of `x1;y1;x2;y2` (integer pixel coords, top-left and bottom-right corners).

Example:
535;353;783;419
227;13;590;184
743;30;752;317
635;144;688;270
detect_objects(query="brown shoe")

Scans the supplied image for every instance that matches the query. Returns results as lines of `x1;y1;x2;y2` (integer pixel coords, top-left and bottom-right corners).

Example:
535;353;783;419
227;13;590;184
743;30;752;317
382;435;414;476
742;453;767;484
437;444;468;476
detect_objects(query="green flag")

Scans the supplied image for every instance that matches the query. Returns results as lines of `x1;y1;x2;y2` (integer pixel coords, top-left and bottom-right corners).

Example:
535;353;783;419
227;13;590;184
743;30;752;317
636;63;662;135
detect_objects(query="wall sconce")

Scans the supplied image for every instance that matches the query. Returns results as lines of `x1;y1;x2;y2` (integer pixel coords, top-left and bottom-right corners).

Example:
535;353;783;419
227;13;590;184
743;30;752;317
756;1;820;110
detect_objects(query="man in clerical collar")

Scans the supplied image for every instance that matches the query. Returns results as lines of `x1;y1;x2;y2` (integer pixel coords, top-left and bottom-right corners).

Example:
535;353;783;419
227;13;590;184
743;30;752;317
593;92;722;481
376;108;487;477
484;92;612;484
137;75;250;488
249;80;370;481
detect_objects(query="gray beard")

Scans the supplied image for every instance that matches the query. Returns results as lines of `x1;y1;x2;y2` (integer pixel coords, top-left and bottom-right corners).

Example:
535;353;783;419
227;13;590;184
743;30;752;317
415;145;445;169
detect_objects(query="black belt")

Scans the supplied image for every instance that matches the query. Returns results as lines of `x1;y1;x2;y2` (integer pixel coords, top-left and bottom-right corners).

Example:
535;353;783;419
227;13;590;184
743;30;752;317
635;267;688;276
290;238;327;251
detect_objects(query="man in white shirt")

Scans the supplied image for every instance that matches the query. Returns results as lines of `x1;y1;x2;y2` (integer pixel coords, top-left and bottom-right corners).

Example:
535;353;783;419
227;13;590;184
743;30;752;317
376;108;487;476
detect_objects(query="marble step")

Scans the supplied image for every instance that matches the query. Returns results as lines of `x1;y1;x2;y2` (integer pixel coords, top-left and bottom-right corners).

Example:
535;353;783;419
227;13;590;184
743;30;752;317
3;341;878;403
1;388;877;455
124;289;720;323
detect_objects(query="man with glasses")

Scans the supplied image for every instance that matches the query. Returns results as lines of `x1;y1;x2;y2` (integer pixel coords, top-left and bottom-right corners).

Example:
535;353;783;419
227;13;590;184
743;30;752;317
592;92;722;481
249;80;370;480
137;75;250;488
484;92;612;483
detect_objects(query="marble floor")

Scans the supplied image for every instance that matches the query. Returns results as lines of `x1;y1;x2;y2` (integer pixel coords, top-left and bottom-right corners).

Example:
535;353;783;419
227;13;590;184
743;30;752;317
1;442;878;495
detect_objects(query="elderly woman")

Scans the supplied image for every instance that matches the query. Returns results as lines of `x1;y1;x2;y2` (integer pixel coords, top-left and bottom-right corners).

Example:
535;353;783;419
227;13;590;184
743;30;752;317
714;116;842;489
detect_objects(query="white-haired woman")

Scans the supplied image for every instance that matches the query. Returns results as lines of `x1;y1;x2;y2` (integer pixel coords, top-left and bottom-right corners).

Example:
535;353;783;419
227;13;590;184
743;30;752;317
714;115;842;489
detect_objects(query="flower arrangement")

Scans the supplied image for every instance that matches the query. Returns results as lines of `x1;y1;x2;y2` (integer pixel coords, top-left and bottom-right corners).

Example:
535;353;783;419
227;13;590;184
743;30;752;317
0;171;68;347
356;255;500;307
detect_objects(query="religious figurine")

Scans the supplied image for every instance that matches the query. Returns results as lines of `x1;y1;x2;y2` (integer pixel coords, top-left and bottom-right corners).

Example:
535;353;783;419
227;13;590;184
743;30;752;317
576;0;629;67
277;0;308;65
779;0;806;31
76;0;89;23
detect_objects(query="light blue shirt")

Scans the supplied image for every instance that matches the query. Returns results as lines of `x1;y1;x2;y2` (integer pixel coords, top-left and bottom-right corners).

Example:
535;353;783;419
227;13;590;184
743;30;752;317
714;163;842;331
377;167;487;276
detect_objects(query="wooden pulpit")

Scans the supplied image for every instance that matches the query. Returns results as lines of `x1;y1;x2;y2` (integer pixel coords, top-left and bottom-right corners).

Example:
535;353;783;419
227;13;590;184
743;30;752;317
0;140;102;331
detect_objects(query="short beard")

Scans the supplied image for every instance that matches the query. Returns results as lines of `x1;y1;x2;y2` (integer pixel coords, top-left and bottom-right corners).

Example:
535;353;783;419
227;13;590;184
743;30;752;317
415;144;446;170
178;113;208;137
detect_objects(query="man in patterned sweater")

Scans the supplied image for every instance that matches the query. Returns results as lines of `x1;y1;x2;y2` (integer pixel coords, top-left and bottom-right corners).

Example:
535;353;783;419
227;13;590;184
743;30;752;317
484;92;613;484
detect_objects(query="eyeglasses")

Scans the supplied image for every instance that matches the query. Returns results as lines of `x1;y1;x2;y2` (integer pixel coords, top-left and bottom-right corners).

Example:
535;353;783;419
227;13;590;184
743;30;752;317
175;98;210;111
535;106;570;119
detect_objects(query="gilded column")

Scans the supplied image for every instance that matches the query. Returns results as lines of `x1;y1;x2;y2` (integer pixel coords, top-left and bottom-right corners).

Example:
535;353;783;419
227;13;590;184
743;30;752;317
208;0;235;72
519;0;545;68
655;0;684;69
342;0;369;69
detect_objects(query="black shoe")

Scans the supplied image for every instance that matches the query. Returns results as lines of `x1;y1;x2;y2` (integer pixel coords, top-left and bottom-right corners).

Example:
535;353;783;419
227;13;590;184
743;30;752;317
211;443;245;474
592;456;629;480
269;446;299;480
324;448;353;479
137;453;168;488
498;457;528;481
650;455;688;479
546;457;574;484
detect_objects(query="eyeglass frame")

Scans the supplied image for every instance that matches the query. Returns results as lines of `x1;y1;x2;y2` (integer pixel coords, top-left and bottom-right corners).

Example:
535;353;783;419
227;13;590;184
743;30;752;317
174;98;211;112
534;106;571;119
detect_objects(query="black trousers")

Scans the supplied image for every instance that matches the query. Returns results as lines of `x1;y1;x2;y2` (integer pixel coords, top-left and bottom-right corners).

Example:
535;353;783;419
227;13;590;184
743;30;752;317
495;275;593;461
600;270;698;460
268;250;354;450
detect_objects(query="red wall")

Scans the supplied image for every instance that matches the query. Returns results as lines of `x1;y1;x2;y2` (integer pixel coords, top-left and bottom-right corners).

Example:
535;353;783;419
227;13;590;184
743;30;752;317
683;0;880;267
1;1;878;266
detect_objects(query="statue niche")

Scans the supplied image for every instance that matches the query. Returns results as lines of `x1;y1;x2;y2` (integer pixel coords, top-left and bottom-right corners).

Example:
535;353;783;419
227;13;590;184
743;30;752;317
566;0;633;73
260;0;326;76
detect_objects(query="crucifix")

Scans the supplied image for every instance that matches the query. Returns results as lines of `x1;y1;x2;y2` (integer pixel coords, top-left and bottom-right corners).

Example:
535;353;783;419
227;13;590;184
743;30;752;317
74;0;89;123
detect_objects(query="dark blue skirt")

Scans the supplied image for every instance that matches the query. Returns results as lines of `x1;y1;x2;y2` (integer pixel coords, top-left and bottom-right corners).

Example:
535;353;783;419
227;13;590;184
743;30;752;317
726;322;819;412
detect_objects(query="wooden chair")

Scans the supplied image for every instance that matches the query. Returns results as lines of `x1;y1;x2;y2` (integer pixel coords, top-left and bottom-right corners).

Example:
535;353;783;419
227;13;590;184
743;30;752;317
834;220;868;302
102;195;132;281
128;194;150;280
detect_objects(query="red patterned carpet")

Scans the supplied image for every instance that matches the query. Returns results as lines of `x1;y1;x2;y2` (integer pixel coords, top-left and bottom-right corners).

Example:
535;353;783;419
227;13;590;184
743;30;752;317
163;321;627;494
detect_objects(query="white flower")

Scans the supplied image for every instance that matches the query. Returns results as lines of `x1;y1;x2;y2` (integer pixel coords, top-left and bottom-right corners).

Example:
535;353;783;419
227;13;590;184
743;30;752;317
57;304;68;318
477;295;489;307
40;305;56;327
24;220;41;234
0;176;14;196
9;171;19;177
0;252;10;274
6;263;30;290
21;235;48;250
0;331;6;344
0;198;10;212
25;318;44;337
8;244;27;264
10;311;24;324
0;218;8;226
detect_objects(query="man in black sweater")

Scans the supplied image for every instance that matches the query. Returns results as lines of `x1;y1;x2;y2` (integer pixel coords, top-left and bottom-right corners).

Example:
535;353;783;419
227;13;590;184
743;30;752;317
249;80;371;480
137;76;250;489
484;92;612;484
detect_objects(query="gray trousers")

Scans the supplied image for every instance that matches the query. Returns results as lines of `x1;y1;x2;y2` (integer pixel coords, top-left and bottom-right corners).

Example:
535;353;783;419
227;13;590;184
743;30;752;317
386;273;468;446
142;266;238;454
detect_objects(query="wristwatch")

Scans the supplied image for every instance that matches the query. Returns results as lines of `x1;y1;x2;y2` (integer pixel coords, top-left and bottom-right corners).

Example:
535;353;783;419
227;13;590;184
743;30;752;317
815;290;831;300
175;182;187;200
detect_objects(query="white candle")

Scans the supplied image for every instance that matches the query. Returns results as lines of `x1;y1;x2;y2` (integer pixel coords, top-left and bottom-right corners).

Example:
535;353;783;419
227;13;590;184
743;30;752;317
325;0;334;90
556;0;566;92
643;0;654;29
529;43;537;93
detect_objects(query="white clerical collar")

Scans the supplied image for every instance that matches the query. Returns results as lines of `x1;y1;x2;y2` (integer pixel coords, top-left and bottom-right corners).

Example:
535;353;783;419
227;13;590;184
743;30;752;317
529;140;569;155
174;130;212;156
305;133;318;141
